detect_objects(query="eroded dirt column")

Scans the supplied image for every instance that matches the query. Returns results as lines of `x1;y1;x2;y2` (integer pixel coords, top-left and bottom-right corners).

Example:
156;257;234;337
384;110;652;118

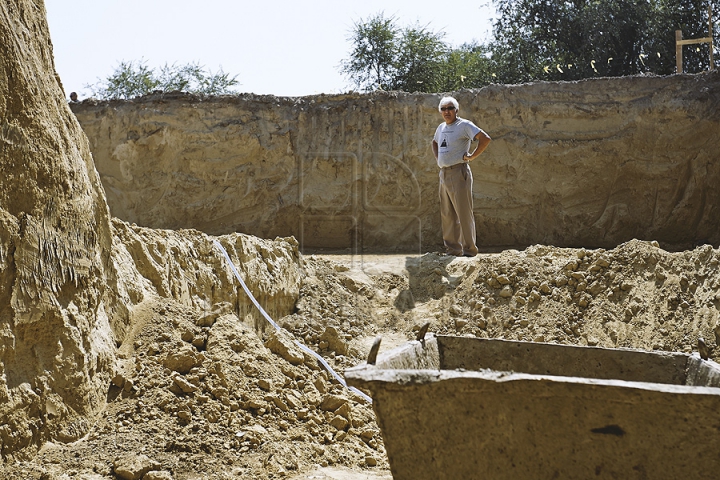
0;0;120;460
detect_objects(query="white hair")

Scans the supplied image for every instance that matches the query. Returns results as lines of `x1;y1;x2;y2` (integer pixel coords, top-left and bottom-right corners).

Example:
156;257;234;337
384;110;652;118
438;96;459;112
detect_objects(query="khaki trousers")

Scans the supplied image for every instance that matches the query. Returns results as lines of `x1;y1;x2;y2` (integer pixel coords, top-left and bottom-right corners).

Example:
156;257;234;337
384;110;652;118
439;163;478;256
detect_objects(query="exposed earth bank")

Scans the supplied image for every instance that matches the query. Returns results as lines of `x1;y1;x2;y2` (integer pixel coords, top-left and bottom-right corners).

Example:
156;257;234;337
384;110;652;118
4;238;720;479
3;1;720;479
71;72;720;251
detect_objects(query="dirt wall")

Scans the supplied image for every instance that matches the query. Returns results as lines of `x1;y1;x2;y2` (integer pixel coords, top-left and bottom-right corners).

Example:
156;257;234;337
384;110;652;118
0;0;305;462
0;0;119;459
71;72;720;252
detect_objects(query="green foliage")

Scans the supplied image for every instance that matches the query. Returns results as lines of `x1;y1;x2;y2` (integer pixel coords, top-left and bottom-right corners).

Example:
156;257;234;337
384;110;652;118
340;12;399;91
89;60;158;100
342;2;717;92
438;42;495;91
390;23;448;92
87;59;239;99
656;0;719;72
488;0;719;84
341;13;495;92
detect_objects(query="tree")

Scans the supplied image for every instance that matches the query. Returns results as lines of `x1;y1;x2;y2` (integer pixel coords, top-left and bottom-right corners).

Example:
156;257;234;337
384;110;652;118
341;13;459;93
88;60;159;100
438;42;495;91
340;12;399;91
390;23;448;92
341;3;718;92
87;59;240;99
650;0;719;73
488;0;719;84
489;0;650;82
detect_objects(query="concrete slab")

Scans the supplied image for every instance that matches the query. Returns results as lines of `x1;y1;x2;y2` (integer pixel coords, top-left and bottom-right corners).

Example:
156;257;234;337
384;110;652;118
346;335;720;480
288;466;392;479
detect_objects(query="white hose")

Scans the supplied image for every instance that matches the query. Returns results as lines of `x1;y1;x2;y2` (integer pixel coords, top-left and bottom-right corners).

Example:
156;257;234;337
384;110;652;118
213;240;372;404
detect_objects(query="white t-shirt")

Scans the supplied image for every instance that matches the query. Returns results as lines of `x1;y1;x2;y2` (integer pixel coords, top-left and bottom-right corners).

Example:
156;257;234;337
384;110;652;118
433;118;484;168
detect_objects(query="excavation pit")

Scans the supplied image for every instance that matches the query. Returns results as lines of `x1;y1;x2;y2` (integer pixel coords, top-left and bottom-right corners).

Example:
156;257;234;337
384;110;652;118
345;335;720;479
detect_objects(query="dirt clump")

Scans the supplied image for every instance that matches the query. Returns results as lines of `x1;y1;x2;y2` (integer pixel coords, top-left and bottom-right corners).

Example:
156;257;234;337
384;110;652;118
0;293;384;479
0;228;388;479
3;239;720;479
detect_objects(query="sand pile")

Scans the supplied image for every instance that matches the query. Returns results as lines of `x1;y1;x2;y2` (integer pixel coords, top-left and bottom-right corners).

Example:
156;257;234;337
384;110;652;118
4;238;720;479
3;1;720;479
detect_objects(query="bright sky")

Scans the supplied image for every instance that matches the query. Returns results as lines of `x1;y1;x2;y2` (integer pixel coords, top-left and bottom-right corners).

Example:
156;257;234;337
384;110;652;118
45;0;496;99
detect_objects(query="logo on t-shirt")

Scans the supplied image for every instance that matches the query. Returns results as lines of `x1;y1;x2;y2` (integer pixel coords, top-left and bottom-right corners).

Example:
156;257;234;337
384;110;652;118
440;138;447;148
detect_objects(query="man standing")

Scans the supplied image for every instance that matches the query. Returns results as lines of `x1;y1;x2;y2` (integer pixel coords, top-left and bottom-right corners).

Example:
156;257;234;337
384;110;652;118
432;96;491;257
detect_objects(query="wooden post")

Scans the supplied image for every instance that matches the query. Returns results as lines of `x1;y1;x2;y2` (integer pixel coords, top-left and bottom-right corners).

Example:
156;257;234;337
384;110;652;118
675;6;714;73
710;5;715;71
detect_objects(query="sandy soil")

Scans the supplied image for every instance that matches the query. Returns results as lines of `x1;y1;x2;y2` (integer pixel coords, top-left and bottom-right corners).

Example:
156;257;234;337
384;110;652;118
4;2;720;478
2;239;719;479
71;72;720;252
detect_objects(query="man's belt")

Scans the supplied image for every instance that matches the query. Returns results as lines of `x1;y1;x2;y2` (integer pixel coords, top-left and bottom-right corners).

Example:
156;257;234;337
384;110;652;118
441;162;467;170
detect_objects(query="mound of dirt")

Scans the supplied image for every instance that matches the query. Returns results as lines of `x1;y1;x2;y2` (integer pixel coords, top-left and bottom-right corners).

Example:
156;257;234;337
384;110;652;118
3;2;720;479
4;238;719;479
